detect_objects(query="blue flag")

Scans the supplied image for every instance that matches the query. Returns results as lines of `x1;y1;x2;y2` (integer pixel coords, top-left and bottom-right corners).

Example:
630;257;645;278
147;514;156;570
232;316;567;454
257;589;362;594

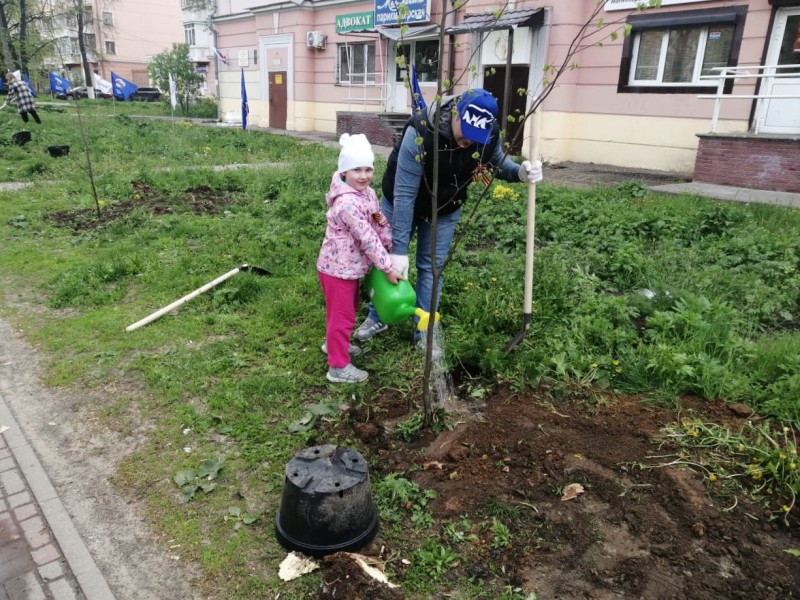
111;72;138;100
241;69;249;131
24;74;37;97
410;65;427;114
49;72;71;95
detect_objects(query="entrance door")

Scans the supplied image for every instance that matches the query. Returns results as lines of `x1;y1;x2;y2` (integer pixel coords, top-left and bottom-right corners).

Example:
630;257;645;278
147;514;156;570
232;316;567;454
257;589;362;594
757;8;800;134
389;40;439;113
482;65;530;155
269;71;287;130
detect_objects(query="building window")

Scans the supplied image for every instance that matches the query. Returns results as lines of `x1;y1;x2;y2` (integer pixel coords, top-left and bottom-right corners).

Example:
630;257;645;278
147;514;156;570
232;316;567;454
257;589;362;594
83;33;96;51
336;43;376;84
619;6;747;94
105;41;116;54
185;24;196;46
253;49;258;65
101;11;113;26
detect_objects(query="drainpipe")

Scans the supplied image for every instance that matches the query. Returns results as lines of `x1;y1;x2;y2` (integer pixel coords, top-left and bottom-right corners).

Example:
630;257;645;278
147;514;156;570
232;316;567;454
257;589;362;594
207;0;221;121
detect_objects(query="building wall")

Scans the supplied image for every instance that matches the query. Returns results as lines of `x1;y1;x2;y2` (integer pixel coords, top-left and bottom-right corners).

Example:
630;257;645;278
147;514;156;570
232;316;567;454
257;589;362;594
213;0;779;173
89;0;184;84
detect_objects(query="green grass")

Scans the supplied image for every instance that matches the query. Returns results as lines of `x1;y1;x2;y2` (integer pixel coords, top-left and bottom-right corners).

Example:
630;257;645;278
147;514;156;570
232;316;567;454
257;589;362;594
1;108;800;597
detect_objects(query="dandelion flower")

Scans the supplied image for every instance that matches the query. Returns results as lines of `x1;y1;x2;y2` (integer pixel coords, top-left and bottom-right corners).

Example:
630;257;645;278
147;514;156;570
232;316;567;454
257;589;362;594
709;474;717;482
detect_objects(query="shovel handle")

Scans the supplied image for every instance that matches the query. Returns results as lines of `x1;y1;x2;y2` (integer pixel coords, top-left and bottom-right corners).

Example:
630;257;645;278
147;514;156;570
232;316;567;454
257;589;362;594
125;266;244;332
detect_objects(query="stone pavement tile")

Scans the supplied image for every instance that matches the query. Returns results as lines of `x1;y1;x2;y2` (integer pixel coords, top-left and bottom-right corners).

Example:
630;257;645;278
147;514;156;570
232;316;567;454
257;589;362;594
0;471;24;496
38;560;65;582
0;551;33;581
5;571;46;600
0;513;22;543
48;577;78;600
19;515;51;550
12;503;35;522
31;542;60;566
0;458;13;472
7;492;30;510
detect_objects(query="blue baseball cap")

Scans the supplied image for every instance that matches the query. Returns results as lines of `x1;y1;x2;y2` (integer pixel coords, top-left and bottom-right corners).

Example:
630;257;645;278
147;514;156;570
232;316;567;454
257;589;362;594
456;89;498;144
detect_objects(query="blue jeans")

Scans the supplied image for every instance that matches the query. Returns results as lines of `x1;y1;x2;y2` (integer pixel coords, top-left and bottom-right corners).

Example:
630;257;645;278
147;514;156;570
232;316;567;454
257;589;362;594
368;197;461;339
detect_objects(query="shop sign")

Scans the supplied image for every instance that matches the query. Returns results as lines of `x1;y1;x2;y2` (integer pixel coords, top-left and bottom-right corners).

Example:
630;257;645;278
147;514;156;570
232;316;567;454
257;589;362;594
604;0;715;11
375;0;430;26
336;11;375;33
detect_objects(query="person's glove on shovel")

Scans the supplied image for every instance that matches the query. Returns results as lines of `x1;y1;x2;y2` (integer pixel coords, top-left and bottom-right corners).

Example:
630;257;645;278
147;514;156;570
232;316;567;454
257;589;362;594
519;160;544;184
390;254;409;280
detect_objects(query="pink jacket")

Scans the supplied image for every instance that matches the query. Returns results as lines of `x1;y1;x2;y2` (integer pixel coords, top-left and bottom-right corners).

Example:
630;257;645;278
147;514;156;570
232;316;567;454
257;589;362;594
317;173;393;280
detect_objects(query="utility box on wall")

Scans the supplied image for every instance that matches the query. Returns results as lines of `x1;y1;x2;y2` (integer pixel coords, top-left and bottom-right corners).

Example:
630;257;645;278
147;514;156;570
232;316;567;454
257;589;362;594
307;31;327;50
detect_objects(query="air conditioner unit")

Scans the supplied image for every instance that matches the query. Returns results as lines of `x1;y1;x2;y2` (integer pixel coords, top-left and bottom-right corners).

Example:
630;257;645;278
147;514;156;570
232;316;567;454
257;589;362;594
307;31;327;50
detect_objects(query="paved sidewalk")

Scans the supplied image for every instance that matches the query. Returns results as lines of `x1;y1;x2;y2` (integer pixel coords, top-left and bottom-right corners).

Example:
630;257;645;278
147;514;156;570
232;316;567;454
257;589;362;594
0;395;114;600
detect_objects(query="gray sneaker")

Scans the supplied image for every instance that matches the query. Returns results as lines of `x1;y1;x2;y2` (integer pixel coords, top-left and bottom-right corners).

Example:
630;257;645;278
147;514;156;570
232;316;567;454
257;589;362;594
327;363;369;383
321;342;362;357
355;317;388;341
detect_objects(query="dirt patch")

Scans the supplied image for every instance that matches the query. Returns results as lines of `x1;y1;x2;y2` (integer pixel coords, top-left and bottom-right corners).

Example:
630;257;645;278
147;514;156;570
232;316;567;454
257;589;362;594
543;161;691;190
44;181;237;231
337;386;800;599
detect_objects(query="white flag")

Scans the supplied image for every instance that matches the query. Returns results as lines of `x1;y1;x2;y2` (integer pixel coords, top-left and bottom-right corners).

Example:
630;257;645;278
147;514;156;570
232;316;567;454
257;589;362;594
168;73;177;110
92;72;112;95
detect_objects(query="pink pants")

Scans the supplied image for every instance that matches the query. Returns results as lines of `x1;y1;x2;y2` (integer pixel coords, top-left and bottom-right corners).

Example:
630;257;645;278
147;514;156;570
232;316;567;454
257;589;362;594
318;272;359;368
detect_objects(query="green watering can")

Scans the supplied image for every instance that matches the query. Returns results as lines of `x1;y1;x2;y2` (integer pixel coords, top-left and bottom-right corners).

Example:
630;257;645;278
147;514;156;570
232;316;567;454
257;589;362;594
364;268;439;332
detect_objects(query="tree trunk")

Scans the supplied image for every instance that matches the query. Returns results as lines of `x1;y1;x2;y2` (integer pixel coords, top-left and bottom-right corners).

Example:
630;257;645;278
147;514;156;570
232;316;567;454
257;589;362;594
18;0;28;72
76;5;93;88
0;2;20;70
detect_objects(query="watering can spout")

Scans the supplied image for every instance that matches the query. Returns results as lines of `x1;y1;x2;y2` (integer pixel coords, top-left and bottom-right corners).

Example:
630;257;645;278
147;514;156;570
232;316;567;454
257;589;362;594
414;307;440;332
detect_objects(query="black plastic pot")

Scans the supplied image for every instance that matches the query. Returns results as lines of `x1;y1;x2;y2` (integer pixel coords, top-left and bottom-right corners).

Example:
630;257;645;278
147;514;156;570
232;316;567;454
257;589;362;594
47;145;70;157
275;445;378;557
12;131;31;146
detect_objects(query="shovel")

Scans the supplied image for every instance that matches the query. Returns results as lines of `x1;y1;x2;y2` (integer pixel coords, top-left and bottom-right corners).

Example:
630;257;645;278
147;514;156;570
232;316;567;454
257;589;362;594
125;264;270;332
505;109;542;352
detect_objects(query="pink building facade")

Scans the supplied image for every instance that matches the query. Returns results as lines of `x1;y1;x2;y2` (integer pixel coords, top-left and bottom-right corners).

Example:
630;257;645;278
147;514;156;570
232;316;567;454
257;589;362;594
213;0;800;180
53;0;184;87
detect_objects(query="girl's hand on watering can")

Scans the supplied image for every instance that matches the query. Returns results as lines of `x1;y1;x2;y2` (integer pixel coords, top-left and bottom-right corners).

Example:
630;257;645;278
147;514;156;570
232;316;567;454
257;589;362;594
389;254;409;279
386;270;401;285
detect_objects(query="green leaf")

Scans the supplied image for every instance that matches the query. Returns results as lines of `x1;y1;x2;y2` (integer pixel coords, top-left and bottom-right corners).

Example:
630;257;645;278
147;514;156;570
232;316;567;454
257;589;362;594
197;458;224;479
785;549;800;557
306;403;336;416
288;412;316;433
173;470;196;486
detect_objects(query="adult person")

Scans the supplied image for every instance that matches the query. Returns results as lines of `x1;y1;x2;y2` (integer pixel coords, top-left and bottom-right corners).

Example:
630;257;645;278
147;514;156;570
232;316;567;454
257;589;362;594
1;72;42;124
356;88;543;347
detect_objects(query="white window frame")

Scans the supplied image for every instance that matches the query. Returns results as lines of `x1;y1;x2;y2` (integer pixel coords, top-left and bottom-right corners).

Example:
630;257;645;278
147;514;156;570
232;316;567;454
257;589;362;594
105;40;116;54
185;24;196;46
336;42;377;85
628;26;731;87
101;11;113;26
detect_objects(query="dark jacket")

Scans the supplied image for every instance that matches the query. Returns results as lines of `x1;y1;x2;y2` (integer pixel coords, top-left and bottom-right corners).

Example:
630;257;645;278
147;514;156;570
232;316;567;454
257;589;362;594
381;98;502;219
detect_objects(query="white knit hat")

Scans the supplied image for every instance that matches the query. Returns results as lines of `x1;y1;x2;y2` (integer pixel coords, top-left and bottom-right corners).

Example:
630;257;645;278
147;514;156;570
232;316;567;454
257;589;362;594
337;133;374;173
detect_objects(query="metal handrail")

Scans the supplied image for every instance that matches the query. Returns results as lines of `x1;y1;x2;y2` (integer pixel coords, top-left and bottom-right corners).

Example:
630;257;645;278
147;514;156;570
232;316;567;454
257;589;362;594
698;65;800;132
340;75;390;109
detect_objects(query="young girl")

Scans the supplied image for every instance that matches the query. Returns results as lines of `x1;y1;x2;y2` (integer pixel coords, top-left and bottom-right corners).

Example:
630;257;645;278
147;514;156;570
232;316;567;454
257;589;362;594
317;134;400;383
2;73;42;124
